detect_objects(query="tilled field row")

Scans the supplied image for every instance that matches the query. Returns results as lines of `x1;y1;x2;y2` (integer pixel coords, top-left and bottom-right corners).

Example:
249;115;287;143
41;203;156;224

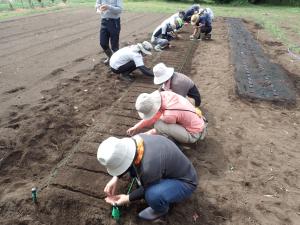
0;13;163;67
44;28;198;203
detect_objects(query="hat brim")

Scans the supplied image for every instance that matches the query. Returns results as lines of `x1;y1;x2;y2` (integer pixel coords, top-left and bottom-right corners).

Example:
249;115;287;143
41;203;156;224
154;67;174;84
137;90;161;120
106;138;136;176
137;43;152;55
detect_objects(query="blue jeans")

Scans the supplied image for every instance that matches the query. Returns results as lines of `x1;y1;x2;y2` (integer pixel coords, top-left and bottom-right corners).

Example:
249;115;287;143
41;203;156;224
145;179;196;213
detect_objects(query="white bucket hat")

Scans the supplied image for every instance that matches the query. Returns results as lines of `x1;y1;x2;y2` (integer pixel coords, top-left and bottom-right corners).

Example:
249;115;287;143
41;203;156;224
153;63;174;84
97;137;136;176
137;41;153;55
135;90;161;120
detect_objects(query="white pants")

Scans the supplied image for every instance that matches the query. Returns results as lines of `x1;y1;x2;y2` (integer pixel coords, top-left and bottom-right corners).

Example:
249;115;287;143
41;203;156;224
154;120;203;144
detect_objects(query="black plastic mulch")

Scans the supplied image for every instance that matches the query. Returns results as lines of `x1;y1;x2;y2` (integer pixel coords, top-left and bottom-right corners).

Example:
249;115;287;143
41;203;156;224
227;18;296;105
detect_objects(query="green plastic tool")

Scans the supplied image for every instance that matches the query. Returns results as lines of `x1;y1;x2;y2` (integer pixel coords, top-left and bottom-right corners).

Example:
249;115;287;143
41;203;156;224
112;204;120;220
31;187;37;203
111;178;137;221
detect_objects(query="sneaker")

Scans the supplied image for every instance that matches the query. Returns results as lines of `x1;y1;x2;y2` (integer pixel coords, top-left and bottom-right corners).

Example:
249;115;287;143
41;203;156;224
154;45;163;52
118;73;134;82
138;207;168;221
205;33;212;40
103;58;110;65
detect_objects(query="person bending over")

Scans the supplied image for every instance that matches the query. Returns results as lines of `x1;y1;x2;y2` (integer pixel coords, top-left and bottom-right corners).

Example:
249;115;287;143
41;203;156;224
151;17;183;52
109;41;154;82
97;134;198;221
190;10;213;40
127;90;207;144
153;63;201;107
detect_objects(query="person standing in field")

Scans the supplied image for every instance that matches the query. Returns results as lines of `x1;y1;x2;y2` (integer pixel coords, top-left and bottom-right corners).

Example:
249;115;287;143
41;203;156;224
95;0;122;65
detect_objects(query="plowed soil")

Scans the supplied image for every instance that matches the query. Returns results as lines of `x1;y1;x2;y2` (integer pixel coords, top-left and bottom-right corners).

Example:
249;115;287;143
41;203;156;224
0;8;299;225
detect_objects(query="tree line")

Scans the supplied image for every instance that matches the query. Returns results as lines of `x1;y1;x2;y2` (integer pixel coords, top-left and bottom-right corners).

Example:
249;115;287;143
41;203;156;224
212;0;299;5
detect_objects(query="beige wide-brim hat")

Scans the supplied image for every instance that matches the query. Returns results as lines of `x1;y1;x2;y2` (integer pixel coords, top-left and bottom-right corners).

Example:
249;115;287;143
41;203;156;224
135;90;161;120
137;41;153;55
97;137;136;176
191;14;200;26
153;63;174;84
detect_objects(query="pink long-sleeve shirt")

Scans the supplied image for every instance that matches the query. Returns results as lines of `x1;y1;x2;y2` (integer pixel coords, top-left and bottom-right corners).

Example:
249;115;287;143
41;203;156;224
134;91;205;134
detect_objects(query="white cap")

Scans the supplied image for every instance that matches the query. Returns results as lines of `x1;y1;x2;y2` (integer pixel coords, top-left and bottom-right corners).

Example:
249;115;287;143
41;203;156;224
97;137;136;176
137;41;153;55
153;63;174;84
135;90;161;120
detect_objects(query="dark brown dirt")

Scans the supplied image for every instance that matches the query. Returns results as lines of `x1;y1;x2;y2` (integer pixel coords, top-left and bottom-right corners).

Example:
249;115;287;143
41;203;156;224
0;8;299;225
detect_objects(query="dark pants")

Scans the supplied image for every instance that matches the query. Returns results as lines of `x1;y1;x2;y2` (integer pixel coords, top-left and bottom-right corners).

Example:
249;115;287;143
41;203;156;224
187;85;201;107
200;25;212;35
100;18;121;52
111;61;137;75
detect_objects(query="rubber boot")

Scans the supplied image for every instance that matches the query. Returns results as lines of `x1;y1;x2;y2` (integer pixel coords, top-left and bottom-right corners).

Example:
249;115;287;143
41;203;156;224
103;48;112;65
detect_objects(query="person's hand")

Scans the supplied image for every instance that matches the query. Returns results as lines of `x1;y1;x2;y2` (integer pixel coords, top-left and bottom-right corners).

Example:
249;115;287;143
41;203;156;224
100;4;109;11
105;194;130;206
127;126;138;136
104;176;118;196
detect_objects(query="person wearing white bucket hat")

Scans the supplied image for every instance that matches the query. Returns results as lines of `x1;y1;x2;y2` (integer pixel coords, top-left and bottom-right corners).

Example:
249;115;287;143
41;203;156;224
127;90;207;144
153;63;201;107
109;41;154;82
98;134;198;221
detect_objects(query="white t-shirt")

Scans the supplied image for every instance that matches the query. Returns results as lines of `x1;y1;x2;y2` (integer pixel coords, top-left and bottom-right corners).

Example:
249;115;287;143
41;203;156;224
109;45;144;70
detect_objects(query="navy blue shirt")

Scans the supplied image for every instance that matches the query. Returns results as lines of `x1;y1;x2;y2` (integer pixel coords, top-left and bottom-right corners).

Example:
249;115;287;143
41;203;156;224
197;14;212;27
183;4;200;22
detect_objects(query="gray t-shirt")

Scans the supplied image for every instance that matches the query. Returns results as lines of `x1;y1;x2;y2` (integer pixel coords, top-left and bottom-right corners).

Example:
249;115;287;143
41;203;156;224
169;72;195;97
95;0;122;19
129;134;198;201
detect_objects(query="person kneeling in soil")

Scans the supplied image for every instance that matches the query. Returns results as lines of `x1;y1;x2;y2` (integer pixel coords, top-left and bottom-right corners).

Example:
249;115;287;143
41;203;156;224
98;134;198;221
127;90;207;144
151;17;184;52
109;41;154;82
190;9;213;40
153;63;202;107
